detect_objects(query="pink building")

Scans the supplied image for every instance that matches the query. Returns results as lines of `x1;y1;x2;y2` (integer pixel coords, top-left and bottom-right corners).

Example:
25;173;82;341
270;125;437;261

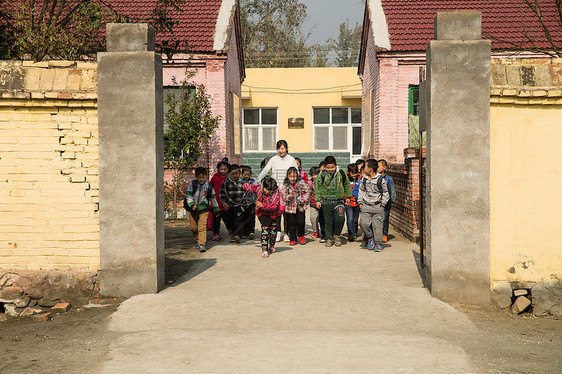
359;0;561;163
109;0;245;170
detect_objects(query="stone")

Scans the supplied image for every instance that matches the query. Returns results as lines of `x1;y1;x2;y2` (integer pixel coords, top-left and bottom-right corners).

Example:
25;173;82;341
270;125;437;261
29;299;38;307
0;272;18;287
0;313;7;322
491;282;513;309
434;11;482;41
513;289;528;297
14;296;30;308
38;298;58;307
52;302;71;312
98;23;164;297
32;313;52;322
544;278;561;290
549;303;562;317
511;296;531;314
106;23;155;52
4;303;18;317
0;286;23;300
20;307;43;317
426;13;491;305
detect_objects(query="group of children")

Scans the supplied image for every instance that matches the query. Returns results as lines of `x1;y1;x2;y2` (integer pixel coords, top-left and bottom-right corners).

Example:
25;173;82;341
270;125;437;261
185;153;396;257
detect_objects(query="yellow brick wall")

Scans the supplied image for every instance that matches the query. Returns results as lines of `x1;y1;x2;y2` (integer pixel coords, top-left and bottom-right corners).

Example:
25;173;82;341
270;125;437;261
0;61;99;270
490;81;562;282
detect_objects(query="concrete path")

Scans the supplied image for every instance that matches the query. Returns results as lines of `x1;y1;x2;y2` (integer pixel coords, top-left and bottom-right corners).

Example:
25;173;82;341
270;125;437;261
97;231;481;373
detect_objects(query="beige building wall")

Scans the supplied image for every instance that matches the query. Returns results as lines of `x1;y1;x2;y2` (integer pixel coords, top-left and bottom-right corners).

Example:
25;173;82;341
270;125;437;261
0;61;99;271
489;58;562;283
242;67;362;153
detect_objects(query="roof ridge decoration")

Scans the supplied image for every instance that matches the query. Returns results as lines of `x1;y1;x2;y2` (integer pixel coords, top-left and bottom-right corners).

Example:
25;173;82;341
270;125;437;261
214;0;237;52
367;0;391;51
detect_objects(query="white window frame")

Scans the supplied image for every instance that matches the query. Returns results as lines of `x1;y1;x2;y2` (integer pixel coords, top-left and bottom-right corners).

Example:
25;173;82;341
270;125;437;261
312;107;362;155
243;107;278;152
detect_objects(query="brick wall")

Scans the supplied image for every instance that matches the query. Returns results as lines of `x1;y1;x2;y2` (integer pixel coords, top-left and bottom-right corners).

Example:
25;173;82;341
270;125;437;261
376;54;424;163
387;147;426;241
0;61;99;271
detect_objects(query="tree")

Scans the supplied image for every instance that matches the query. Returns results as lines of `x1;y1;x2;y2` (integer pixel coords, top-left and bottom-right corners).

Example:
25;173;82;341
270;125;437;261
330;20;362;67
309;44;331;67
241;0;312;68
0;0;121;61
0;0;187;61
164;71;220;218
488;0;562;57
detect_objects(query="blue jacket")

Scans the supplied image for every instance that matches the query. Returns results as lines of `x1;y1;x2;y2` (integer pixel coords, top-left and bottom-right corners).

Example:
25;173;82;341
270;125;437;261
352;175;363;201
385;174;396;202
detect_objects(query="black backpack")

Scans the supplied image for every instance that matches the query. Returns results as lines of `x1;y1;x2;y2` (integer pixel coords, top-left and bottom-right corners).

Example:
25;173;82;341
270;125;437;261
319;169;347;187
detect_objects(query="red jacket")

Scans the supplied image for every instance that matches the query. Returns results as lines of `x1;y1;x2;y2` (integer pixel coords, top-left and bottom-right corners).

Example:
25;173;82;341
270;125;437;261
210;172;227;211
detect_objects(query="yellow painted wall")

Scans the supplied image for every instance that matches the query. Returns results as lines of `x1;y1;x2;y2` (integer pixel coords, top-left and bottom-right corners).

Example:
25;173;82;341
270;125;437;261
490;100;562;282
0;61;100;271
241;67;362;153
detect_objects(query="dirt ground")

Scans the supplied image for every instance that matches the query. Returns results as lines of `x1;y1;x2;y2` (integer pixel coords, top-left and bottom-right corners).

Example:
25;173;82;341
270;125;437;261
0;220;560;374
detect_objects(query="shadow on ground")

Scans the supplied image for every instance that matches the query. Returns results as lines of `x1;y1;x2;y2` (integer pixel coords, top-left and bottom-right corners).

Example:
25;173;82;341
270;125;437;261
165;220;220;286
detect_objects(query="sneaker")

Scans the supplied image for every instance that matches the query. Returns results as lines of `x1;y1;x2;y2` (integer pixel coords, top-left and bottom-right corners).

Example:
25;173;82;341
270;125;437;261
276;232;282;242
374;243;383;252
262;251;270;258
212;234;219;241
269;247;276;254
320;237;326;243
348;235;355;242
383;235;388;243
198;244;206;253
195;241;199;247
325;240;334;247
249;233;255;240
234;235;241;244
241;235;247;239
311;232;319;238
367;238;375;250
334;235;342;247
299;236;306;245
283;233;290;242
290;240;297;246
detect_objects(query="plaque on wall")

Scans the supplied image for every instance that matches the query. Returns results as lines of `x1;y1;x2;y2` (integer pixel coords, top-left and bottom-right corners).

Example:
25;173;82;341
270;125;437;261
288;117;304;129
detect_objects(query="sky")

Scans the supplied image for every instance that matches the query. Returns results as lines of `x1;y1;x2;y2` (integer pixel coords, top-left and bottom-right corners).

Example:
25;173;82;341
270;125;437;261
300;0;366;46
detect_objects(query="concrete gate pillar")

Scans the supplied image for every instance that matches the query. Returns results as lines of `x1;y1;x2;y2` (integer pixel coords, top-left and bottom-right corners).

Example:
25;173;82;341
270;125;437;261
425;12;491;304
97;24;164;297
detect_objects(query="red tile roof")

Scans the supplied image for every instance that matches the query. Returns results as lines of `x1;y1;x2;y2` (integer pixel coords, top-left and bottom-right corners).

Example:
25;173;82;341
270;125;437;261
6;0;225;52
106;0;223;52
381;0;562;52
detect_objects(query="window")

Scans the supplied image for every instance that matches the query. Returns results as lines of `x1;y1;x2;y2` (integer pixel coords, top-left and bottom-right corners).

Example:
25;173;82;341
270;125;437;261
313;107;361;154
243;108;278;151
408;85;420;116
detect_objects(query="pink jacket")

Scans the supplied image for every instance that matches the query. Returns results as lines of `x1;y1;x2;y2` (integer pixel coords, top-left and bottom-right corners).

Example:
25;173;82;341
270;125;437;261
243;183;285;219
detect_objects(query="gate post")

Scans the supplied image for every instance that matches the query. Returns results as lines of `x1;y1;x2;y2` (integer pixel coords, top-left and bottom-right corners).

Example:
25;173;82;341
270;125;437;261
426;12;490;304
97;24;164;297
